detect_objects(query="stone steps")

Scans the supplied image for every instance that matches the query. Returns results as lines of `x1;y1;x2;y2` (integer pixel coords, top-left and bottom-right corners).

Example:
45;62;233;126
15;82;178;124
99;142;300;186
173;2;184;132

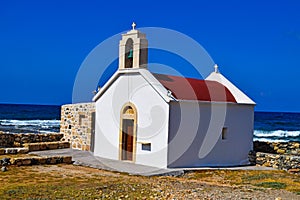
23;141;70;152
0;141;71;155
0;147;29;155
10;155;73;166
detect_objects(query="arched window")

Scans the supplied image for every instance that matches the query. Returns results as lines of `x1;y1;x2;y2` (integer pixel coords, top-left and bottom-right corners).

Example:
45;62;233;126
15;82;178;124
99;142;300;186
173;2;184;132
119;103;137;161
125;39;133;68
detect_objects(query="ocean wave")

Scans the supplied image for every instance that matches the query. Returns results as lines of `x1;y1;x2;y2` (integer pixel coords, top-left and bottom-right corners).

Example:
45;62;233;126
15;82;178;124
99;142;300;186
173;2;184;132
254;130;300;138
0;119;60;127
0;119;60;133
253;137;287;143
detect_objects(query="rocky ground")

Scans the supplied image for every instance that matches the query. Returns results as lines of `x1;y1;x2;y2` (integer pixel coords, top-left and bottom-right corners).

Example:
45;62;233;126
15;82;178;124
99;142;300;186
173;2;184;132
0;164;299;199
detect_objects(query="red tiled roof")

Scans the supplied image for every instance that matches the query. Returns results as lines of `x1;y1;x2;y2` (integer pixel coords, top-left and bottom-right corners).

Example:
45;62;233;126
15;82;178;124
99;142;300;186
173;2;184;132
153;74;237;103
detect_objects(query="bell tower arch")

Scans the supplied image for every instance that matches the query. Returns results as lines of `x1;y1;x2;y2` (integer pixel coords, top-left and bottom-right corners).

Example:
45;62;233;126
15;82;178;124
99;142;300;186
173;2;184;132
118;23;148;70
124;38;133;68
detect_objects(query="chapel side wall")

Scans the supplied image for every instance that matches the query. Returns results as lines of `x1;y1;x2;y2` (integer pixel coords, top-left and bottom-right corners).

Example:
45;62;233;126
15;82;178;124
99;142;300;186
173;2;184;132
60;103;95;151
168;101;254;167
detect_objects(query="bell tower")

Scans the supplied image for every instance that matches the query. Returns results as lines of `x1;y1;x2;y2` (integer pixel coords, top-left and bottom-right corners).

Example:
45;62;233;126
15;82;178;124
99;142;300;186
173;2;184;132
118;22;148;70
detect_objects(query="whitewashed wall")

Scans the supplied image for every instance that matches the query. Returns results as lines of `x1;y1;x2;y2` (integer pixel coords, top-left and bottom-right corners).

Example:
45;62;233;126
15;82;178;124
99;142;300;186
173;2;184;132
168;101;254;167
94;73;169;168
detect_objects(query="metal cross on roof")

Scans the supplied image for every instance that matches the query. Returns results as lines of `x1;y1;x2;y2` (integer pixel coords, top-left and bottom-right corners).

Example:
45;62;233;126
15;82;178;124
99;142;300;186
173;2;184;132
132;22;136;30
214;64;219;73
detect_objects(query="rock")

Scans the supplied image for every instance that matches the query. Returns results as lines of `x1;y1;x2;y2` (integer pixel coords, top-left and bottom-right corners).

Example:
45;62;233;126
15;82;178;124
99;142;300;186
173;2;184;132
277;149;285;154
63;156;73;164
272;164;279;169
1;157;11;166
37;157;46;164
248;150;256;165
262;162;271;167
1;166;7;172
288;168;300;173
5;148;18;154
50;157;57;164
293;143;299;148
0;148;4;155
22;159;31;165
13;142;21;147
17;148;29;154
291;150;298;155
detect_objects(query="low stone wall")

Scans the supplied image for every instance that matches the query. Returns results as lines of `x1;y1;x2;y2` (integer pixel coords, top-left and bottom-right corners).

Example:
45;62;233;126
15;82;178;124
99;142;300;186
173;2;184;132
255;152;300;172
60;103;95;151
251;141;300;173
0;132;63;148
254;141;300;155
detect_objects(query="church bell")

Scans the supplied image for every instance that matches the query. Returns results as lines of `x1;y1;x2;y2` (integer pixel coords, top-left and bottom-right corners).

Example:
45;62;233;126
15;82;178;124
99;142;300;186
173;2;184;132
127;49;133;58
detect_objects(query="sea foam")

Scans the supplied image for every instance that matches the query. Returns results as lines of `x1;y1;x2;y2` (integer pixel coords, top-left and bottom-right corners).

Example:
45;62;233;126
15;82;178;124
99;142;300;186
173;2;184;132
0;119;60;133
254;130;300;138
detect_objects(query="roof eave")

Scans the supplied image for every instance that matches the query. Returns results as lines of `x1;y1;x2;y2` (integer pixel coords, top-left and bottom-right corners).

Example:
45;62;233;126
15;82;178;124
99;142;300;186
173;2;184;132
174;99;255;106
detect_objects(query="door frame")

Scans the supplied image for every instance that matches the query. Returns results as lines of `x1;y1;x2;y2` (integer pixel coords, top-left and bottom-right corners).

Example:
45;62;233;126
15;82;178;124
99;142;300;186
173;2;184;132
119;102;137;162
90;112;96;152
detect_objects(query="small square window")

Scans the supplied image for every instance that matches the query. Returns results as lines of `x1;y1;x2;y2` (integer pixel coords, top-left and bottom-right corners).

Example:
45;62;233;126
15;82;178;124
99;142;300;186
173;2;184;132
222;127;228;140
79;114;85;125
141;143;151;151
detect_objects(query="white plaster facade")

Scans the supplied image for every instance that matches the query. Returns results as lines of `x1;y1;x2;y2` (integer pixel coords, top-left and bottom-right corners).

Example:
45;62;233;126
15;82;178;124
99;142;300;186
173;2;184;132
92;26;255;168
94;71;170;168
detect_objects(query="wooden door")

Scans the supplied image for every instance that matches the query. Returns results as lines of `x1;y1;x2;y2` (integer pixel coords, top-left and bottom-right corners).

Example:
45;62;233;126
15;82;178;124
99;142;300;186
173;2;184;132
121;119;134;161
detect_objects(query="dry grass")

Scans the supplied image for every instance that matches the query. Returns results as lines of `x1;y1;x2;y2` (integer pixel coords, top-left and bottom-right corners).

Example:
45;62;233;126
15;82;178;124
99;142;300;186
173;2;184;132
0;165;162;199
0;165;299;199
184;170;300;194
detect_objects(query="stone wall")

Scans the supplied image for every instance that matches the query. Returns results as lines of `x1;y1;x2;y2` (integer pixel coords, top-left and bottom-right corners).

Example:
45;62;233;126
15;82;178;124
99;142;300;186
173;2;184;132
60;103;95;151
0;132;63;148
251;141;300;173
254;141;300;155
255;152;300;172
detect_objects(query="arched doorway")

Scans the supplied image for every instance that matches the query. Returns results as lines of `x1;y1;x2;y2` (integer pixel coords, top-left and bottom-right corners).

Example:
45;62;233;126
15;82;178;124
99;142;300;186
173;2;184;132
119;103;137;161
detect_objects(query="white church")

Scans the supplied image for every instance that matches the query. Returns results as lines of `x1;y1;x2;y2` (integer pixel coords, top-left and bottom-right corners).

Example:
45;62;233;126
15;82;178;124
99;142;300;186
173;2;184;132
86;25;256;168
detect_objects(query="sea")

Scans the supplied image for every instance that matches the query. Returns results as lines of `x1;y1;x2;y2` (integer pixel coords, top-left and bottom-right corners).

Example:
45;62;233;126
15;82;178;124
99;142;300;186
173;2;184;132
0;104;60;134
0;104;299;142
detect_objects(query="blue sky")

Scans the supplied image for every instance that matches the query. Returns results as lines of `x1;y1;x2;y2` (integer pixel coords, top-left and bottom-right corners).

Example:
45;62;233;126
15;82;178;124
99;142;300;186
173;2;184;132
0;0;300;112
